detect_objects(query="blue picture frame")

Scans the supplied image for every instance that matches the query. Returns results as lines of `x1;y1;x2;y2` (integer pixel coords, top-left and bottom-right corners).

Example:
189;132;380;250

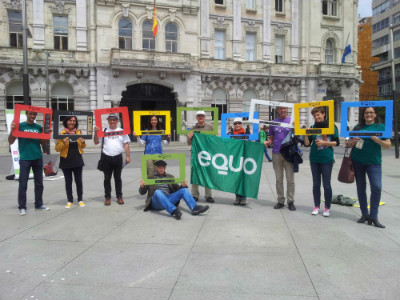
340;100;393;138
221;112;259;141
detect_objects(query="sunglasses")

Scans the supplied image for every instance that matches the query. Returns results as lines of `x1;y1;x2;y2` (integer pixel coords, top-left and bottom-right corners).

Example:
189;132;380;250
234;122;242;125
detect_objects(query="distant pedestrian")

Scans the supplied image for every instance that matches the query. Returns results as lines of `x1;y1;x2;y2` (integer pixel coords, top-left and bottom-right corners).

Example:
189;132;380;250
259;125;272;162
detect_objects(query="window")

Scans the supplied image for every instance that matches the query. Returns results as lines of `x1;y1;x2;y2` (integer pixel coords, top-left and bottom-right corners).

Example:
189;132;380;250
246;33;256;61
8;11;22;48
165;23;178;53
214;30;225;60
53;15;68;50
142;21;155;51
373;1;390;17
243;89;257;113
275;0;283;12
215;0;224;4
372;35;389;49
275;36;284;63
394;13;400;24
246;0;255;10
51;83;74;110
212;88;227;120
372;18;389;33
6;81;24;109
118;18;132;50
325;39;334;64
322;0;338;17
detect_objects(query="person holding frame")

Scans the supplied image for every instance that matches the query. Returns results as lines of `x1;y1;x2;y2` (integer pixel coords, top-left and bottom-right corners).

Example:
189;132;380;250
8;110;50;215
303;107;339;217
55;115;86;208
345;107;391;228
134;115;171;176
94;113;131;206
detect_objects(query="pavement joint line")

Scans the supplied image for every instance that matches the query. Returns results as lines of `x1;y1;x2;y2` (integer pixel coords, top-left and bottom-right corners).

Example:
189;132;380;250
166;202;212;300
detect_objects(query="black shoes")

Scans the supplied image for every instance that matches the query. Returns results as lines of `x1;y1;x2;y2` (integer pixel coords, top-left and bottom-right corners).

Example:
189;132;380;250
192;205;209;215
193;196;199;202
274;202;284;209
171;209;182;220
288;202;296;211
357;215;369;223
368;218;385;228
206;197;215;203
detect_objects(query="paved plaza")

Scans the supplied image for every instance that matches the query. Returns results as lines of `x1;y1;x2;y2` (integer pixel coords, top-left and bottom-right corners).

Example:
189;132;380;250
0;144;399;300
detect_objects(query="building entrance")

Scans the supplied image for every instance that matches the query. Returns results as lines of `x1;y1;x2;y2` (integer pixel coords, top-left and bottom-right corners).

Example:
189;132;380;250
120;83;178;141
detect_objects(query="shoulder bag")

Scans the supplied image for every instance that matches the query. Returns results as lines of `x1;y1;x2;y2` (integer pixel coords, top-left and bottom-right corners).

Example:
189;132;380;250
97;128;106;171
338;147;355;184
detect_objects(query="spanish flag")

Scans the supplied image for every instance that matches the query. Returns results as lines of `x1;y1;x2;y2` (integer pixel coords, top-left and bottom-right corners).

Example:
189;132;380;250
152;1;158;37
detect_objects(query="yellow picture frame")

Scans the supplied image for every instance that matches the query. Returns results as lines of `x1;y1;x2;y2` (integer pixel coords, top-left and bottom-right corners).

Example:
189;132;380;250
133;111;171;136
294;100;335;135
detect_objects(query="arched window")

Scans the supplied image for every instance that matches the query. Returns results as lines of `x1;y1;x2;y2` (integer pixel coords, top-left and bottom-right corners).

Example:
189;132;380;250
165;23;178;53
119;18;132;50
243;89;257;112
212;88;227;120
6;81;24;109
325;39;334;63
51;82;74;110
143;21;155;50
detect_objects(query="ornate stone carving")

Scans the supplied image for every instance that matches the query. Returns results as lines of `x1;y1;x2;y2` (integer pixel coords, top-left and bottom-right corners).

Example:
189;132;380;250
122;3;130;17
159;72;166;80
345;80;353;87
274;24;288;35
11;0;21;10
58;67;66;77
82;69;89;78
137;71;143;79
180;73;186;81
12;66;22;78
146;5;154;19
111;100;121;107
169;9;177;22
75;69;82;78
213;17;228;30
112;69;119;78
55;1;65;14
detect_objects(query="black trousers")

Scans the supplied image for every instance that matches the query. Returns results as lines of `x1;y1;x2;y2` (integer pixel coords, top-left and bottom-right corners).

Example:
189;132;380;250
102;154;123;198
62;167;83;203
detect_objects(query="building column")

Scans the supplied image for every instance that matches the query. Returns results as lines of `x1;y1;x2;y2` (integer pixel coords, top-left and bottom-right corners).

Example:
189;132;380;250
291;0;299;63
76;0;88;51
200;0;210;57
263;0;271;62
233;0;241;59
32;0;44;49
300;79;307;126
89;68;97;110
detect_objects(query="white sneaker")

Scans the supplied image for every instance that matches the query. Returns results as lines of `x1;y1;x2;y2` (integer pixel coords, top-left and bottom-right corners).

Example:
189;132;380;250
323;208;330;217
18;209;26;216
311;207;320;215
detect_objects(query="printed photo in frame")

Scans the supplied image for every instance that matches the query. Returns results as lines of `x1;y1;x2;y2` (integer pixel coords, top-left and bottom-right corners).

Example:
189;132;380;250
133;111;171;136
294;100;335;135
94;107;131;138
248;99;294;128
176;107;218;135
340;100;393;138
53;110;94;139
12;104;52;139
221;112;259;140
141;153;186;185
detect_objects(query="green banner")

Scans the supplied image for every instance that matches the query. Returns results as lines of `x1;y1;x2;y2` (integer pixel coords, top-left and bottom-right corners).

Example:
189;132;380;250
191;133;264;199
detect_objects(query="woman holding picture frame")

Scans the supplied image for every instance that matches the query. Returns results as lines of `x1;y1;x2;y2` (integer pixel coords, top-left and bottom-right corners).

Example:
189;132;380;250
346;107;391;228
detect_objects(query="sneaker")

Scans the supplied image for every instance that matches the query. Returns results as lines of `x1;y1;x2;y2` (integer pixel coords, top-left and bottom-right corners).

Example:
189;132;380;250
288;202;296;211
274;202;284;209
18;209;26;216
239;199;247;206
78;201;85;207
192;205;209;215
171;209;182;220
206;197;215;203
65;202;73;209
234;197;240;205
35;206;50;211
311;207;320;215
323;208;330;217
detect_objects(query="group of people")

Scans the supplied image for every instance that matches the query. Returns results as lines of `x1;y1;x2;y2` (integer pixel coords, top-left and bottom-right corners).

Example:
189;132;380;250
8;106;390;227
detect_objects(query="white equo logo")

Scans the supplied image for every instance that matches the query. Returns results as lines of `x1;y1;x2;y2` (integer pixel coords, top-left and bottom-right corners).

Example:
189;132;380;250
197;151;257;175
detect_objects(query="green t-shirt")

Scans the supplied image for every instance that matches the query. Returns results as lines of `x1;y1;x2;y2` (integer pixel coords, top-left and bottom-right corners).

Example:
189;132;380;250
309;125;338;163
351;123;385;165
18;122;43;161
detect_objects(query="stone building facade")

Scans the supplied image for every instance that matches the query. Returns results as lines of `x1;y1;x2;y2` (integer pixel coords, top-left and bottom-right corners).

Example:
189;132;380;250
0;0;361;145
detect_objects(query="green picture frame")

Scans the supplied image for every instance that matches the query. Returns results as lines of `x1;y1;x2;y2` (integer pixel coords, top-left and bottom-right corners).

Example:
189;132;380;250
176;107;218;135
141;153;186;185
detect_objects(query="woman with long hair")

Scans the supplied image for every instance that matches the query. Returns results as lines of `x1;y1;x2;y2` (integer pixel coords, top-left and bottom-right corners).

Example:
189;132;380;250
55;116;86;208
346;107;391;228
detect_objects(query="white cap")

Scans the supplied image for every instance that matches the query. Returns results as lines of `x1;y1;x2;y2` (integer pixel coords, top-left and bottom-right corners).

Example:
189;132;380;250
233;117;242;123
196;111;206;116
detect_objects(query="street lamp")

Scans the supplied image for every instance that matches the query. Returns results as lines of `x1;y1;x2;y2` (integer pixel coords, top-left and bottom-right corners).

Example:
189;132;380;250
263;64;272;120
22;0;30;105
389;24;399;158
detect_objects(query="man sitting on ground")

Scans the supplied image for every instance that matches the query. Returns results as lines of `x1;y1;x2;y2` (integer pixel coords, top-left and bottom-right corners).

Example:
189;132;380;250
139;160;209;220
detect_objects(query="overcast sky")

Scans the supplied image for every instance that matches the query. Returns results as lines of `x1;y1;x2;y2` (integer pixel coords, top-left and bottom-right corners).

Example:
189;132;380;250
358;0;372;18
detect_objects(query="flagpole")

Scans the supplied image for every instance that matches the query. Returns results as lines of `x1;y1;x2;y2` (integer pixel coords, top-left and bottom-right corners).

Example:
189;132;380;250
338;33;350;75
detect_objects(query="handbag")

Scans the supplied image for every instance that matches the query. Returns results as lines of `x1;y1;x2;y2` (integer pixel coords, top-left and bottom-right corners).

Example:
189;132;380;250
338;147;355;184
97;128;106;171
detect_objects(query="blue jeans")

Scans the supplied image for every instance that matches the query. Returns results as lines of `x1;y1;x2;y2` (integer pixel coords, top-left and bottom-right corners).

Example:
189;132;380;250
62;167;83;202
264;148;272;161
353;161;382;219
151;188;197;214
310;162;333;209
18;158;44;210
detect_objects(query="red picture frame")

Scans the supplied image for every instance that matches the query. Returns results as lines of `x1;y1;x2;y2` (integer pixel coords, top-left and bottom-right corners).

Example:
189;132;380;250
94;107;131;138
13;104;53;140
